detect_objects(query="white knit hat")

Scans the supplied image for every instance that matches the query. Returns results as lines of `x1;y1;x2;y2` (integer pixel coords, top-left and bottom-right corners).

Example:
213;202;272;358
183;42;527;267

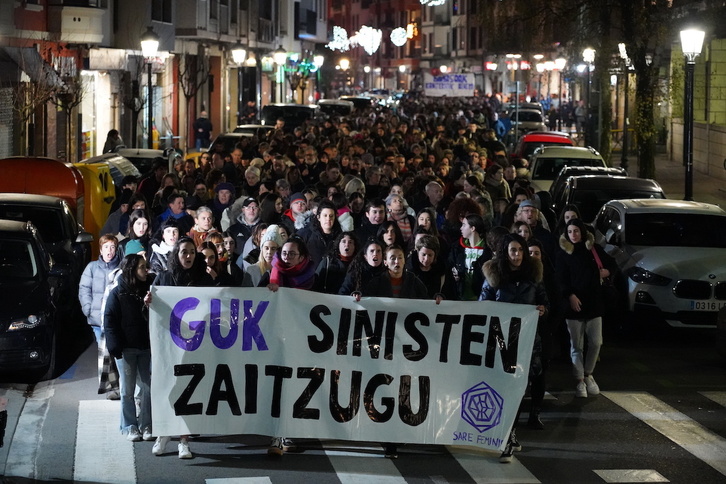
259;224;284;247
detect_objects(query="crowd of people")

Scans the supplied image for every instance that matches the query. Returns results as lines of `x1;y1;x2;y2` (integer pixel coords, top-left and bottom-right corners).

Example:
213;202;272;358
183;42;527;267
80;93;617;463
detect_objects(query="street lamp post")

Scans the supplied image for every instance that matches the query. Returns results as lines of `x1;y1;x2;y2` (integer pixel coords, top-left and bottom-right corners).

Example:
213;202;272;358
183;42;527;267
273;46;287;103
680;29;705;201
618;43;630;171
231;41;247;125
582;47;595;147
555;58;567;129
313;55;325;100
140;26;159;149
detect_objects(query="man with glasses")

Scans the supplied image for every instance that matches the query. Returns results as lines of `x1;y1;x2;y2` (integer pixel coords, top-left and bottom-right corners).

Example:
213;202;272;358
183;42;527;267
517;200;556;260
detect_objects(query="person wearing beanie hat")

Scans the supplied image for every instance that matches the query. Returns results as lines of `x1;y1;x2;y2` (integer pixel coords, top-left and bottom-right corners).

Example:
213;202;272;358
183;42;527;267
207;182;235;229
124;238;146;257
515;199;557;260
280;192;308;236
556;218;617;400
245;224;283;287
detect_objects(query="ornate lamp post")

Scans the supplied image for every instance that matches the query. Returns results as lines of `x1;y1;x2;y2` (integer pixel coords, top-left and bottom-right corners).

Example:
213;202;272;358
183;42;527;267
618;43;630;171
140;26;159;149
680;29;705;201
313;54;325;100
231;40;247;125
582;47;596;146
273;46;287;103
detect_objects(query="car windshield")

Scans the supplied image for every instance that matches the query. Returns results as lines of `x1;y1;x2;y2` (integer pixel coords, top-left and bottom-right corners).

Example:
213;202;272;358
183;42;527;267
0;206;66;244
512;111;542;122
522;141;570;159
0;239;38;280
625;213;726;248
533;158;603;180
572;190;665;221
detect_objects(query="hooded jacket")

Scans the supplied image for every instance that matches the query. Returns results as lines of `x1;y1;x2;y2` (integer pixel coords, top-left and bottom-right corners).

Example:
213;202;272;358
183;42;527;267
103;277;152;358
480;257;548;308
79;252;121;327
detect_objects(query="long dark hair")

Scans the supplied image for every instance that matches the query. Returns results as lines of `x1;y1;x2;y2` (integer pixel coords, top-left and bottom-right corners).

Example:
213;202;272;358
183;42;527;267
494;233;536;285
126;209;151;239
168;236;207;282
328;231;358;258
120;254;147;290
376;220;404;247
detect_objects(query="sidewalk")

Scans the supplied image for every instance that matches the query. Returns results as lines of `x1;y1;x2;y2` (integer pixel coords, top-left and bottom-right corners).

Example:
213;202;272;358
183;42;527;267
631;153;726;207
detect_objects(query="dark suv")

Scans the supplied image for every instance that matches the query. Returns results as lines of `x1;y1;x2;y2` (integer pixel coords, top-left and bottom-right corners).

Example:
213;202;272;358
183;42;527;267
0;219;65;378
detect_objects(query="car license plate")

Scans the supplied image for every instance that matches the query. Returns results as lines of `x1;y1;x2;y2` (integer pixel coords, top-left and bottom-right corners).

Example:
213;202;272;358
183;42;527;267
689;300;726;311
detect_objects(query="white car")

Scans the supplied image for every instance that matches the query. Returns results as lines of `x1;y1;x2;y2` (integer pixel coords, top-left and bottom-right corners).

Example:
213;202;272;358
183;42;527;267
593;199;726;328
528;146;606;192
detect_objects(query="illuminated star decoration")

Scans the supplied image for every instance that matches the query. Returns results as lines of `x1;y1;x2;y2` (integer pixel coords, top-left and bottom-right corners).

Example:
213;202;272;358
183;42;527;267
326;26;350;52
420;0;447;6
390;27;408;47
350;26;383;55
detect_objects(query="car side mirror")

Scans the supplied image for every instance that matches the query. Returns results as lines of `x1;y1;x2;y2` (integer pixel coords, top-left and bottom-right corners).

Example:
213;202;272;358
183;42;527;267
76;231;94;244
605;229;619;246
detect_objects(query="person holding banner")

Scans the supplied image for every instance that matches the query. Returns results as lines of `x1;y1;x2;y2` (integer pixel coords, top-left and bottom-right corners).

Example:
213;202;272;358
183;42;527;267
480;233;548;463
314;231;359;294
103;254;154;443
263;235;316;456
151;237;215;458
338;238;385;296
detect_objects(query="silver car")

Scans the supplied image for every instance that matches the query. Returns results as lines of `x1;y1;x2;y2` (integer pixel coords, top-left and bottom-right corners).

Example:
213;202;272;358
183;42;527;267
593;199;726;328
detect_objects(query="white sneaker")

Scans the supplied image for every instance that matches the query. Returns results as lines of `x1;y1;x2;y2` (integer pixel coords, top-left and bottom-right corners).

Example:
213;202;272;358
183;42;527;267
126;427;142;442
142;427;154;441
584;375;600;395
152;436;170;456
575;381;587;398
178;440;193;459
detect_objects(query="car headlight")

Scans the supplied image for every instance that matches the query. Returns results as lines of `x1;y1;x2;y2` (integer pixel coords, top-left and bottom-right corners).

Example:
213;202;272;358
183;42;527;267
9;315;43;331
625;267;672;286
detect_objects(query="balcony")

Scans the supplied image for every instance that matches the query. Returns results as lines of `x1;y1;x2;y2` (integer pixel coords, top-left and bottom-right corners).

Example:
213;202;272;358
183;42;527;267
47;4;107;44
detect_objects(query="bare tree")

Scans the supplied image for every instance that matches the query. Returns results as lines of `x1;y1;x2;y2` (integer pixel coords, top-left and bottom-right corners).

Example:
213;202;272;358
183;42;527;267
178;51;211;146
121;55;147;148
49;73;88;162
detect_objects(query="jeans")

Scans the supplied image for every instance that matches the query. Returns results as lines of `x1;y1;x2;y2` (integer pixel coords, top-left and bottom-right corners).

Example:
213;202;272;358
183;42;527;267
116;348;151;433
91;325;102;345
566;317;602;380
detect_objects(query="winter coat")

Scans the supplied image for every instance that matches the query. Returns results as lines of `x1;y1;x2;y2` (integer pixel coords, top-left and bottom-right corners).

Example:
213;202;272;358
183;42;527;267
405;255;457;300
361;271;429;299
228;216;262;255
449;237;491;301
338;263;386;296
297;224;341;268
148;241;173;275
79;253;121;327
314;256;351;294
480;258;549;309
555;231;617;320
103;278;152;358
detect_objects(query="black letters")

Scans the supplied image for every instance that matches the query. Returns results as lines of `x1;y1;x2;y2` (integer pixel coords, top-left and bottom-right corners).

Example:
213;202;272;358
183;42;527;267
402;312;429;361
461;314;487;365
353;310;387;358
173;364;205;415
293;367;324;419
435;314;460;362
486;317;520;373
308;305;335;353
244;364;258;414
329;370;362;423
206;364;242;415
265;365;293;418
398;375;430;426
364;373;395;422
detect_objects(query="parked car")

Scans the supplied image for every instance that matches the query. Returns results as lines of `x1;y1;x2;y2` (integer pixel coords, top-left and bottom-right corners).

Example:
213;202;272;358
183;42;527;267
0;194;92;297
528;146;607;192
260;103;320;132
209;132;256;154
508;102;545;114
318;99;354;117
557;175;666;222
549;165;628;208
233;124;275;138
510;131;574;163
339;95;376;111
508;109;547;137
593;199;726;328
0;219;67;378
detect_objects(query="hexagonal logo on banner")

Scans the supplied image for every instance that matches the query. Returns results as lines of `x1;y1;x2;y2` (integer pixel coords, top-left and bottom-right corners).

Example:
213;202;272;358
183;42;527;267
461;381;504;433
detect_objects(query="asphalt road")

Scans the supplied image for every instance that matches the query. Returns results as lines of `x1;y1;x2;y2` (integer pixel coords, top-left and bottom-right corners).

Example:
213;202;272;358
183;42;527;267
0;317;725;484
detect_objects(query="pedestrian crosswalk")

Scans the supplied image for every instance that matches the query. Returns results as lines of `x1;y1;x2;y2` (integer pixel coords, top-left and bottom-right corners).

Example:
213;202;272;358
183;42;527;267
3;386;726;483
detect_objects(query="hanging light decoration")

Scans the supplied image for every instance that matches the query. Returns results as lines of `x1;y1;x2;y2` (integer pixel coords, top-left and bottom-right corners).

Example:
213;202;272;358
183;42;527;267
326;26;350;52
350;26;383;55
390;27;408;47
420;0;447;6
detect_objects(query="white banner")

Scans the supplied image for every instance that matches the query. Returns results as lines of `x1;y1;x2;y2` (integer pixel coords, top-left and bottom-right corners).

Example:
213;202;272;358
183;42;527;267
423;73;476;97
150;287;537;451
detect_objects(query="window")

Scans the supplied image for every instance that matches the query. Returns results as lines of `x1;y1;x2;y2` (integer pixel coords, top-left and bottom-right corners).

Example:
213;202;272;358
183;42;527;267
625;213;726;248
151;0;172;23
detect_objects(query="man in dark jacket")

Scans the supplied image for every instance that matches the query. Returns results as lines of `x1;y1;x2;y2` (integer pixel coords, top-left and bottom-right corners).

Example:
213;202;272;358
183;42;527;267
355;198;386;243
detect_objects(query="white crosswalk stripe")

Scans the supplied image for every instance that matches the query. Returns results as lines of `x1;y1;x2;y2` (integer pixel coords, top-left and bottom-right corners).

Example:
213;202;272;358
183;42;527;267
700;391;726;407
3;384;54;479
603;391;726;477
74;400;136;484
320;442;407;483
447;445;541;484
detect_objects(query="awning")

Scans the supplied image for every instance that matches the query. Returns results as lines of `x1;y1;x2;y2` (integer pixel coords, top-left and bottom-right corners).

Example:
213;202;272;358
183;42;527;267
0;46;64;88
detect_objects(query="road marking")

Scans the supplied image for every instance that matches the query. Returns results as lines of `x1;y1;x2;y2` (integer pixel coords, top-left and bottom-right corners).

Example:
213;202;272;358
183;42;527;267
206;479;272;484
3;383;54;479
74;400;136;484
447;445;541;484
593;469;669;483
320;441;407;483
701;391;726;407
603;391;726;477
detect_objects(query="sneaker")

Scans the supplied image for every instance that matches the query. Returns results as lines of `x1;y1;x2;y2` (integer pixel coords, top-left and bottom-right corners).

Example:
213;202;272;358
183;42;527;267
152;436;170;456
575;381;587;398
126;427;142;442
499;440;514;463
384;443;398;459
584;375;600;395
178;440;193;459
142;427;154;441
267;437;285;457
510;430;522;452
106;390;120;400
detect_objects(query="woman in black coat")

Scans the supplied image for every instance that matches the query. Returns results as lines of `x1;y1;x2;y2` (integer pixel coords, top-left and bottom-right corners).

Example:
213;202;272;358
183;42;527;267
297;199;342;267
103;254;153;443
405;234;457;301
314;231;358;294
555;218;617;400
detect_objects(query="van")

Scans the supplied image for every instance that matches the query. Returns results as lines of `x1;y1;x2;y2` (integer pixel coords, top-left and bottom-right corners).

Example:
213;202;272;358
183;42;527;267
318;99;354;117
0;157;112;255
260;104;320;132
